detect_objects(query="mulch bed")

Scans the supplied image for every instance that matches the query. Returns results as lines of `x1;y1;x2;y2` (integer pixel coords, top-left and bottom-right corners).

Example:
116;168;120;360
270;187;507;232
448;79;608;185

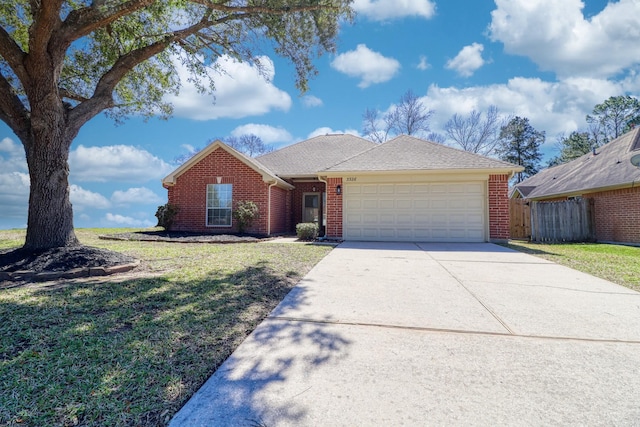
99;231;268;243
0;246;139;282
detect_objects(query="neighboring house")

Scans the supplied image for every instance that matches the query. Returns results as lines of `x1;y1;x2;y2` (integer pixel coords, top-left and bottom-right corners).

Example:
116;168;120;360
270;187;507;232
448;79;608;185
162;134;522;242
512;128;640;244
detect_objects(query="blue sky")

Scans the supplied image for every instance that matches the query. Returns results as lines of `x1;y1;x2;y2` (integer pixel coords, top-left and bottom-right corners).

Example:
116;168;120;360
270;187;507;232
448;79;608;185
1;0;639;230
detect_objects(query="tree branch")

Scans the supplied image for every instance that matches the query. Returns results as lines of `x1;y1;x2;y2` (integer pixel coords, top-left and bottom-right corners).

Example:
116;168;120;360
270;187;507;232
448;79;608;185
61;0;154;44
0;26;28;84
28;0;63;58
0;72;30;142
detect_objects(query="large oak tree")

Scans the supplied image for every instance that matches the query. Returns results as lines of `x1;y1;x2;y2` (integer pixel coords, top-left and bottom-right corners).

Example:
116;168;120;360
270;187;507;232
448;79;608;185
0;0;352;251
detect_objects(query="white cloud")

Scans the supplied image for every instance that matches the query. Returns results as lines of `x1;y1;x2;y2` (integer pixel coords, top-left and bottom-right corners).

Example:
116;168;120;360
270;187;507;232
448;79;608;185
353;0;436;21
180;144;196;154
0;137;27;173
166;55;292;120
421;76;630;145
230;124;293;144
104;213;154;227
331;44;401;88
69;145;173;182
0;172;29;220
111;187;164;206
446;43;485;77
489;0;640;78
301;95;324;108
417;55;430;71
307;127;361;138
70;184;111;210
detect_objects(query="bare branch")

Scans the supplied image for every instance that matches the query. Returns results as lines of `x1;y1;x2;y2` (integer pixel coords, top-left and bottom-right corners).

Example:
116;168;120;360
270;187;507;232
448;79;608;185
59;88;89;103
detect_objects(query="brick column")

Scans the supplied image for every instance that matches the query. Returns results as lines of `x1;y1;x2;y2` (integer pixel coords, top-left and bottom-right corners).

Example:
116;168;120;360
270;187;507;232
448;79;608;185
488;174;510;242
325;177;343;239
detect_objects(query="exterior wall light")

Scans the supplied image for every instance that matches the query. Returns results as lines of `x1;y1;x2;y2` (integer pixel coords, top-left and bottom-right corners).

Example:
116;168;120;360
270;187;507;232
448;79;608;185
336;185;342;195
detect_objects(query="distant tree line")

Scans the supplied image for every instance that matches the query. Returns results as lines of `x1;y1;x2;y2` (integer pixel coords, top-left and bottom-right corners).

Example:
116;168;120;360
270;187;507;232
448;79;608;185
362;92;640;183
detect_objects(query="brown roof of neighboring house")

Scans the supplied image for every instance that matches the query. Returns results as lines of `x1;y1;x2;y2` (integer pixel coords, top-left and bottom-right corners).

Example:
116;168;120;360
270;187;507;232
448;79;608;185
513;127;640;200
323;134;522;173
255;134;377;177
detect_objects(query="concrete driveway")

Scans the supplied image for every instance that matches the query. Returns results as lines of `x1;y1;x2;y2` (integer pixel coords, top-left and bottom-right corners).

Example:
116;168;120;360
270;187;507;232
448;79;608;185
170;242;640;426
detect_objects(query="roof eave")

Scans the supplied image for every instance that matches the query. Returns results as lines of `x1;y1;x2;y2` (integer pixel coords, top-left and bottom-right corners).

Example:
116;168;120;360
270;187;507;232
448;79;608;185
526;181;640;200
321;167;523;177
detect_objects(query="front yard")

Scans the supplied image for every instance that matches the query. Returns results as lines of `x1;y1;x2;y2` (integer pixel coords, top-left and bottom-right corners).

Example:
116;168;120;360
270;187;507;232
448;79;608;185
0;229;332;427
503;241;640;291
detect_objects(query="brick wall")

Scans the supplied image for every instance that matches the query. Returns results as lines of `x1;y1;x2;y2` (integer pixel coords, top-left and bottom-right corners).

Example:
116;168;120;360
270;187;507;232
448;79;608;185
583;186;640;243
325;178;343;238
269;186;289;234
488;174;510;241
167;147;269;234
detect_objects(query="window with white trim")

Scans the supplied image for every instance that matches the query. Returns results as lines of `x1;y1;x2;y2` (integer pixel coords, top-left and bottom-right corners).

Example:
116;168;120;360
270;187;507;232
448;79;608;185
206;184;233;227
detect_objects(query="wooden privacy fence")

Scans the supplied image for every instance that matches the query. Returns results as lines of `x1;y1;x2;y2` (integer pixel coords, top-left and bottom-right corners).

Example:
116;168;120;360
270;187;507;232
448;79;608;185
530;199;595;242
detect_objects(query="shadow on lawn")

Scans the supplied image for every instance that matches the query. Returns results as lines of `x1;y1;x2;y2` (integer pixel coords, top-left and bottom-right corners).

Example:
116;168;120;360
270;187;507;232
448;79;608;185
0;263;350;427
169;268;352;426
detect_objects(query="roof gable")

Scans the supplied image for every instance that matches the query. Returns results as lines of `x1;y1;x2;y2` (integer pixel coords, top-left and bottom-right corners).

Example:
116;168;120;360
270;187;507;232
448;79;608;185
256;134;377;177
162;140;293;189
323;134;523;173
514;127;640;199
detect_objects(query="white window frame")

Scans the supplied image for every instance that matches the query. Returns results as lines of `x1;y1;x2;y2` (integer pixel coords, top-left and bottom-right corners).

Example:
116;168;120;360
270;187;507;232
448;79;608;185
206;183;233;227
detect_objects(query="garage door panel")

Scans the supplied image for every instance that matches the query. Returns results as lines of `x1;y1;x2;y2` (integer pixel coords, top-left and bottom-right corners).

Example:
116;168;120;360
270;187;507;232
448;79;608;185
344;181;486;242
363;185;378;194
379;199;395;209
396;199;412;209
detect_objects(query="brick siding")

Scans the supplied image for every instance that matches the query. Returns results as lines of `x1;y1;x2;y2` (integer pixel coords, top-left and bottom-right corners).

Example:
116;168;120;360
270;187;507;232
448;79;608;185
166;148;269;234
269;186;289;234
488;174;510;241
583;186;640;243
325;178;343;238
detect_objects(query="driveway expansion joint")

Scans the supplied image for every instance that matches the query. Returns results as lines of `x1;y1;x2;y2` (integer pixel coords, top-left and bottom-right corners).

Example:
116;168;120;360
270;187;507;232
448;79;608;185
268;316;640;345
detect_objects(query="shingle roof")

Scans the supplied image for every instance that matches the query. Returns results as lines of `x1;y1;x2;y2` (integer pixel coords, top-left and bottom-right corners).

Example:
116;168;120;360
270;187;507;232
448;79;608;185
323;134;521;172
514;128;640;199
255;134;377;177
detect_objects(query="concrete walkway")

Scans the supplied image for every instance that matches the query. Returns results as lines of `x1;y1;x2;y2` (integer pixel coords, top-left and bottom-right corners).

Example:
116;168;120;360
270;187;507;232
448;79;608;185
170;242;640;426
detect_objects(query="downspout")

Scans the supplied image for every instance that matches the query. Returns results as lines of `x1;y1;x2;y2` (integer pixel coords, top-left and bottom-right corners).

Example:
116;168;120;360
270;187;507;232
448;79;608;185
317;176;328;239
267;181;277;236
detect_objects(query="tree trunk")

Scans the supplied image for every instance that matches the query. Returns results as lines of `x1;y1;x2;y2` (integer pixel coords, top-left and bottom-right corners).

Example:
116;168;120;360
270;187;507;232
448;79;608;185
22;111;80;251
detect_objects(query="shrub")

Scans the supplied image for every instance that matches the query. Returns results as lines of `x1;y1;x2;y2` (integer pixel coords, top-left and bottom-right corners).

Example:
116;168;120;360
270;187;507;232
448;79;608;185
155;203;179;230
296;222;319;240
233;200;259;233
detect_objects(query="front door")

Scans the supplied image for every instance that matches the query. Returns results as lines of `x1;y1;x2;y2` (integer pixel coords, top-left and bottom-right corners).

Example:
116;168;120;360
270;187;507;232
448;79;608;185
303;193;320;224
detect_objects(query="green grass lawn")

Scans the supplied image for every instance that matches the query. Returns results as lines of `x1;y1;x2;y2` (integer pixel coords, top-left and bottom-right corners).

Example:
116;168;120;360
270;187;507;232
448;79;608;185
503;241;640;291
0;228;332;427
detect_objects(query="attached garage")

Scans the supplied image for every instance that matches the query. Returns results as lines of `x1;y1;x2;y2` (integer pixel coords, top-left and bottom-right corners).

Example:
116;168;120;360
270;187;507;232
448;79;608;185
321;135;520;243
343;180;486;242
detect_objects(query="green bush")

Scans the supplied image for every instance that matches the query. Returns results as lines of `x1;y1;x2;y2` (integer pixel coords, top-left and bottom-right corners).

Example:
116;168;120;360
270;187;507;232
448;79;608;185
296;222;319;240
233;200;259;233
155;203;179;230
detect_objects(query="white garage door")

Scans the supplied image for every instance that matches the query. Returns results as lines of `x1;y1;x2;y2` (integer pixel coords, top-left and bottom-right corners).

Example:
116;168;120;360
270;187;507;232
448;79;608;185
344;181;486;242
